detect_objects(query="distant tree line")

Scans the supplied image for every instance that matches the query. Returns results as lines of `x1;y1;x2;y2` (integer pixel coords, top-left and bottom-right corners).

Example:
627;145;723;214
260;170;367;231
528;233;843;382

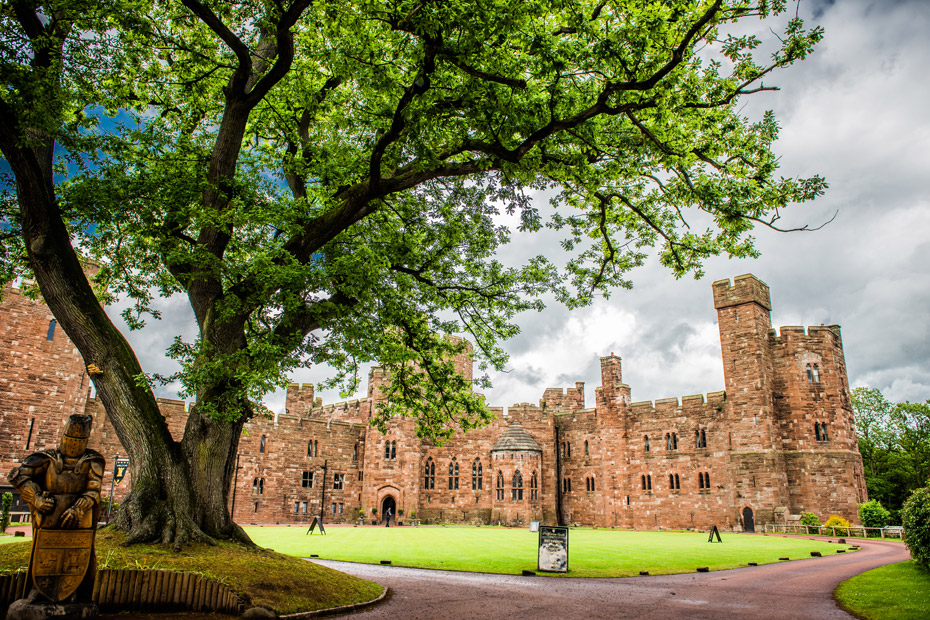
852;387;930;524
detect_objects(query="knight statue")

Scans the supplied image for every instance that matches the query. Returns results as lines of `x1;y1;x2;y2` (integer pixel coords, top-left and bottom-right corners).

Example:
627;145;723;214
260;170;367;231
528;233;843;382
7;414;104;619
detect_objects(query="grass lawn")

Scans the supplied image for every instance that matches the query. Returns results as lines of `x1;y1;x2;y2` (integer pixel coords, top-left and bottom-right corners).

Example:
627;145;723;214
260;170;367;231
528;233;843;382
246;525;850;577
835;560;930;620
0;527;382;614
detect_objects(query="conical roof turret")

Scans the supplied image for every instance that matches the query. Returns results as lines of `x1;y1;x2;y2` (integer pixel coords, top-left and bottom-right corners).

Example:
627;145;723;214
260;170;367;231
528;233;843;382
491;422;542;453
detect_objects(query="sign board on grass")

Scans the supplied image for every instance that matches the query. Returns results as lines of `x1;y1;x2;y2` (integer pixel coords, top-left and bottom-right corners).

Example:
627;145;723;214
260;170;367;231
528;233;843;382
538;525;569;572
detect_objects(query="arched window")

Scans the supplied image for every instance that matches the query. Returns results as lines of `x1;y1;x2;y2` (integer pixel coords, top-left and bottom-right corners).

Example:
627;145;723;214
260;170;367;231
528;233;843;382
472;458;483;490
307;439;318;457
496;471;505;500
669;473;675;489
585;440;589;456
644;435;650;452
675;473;680;489
46;320;56;341
385;441;391;459
665;433;671;450
672;433;678;450
812;364;820;382
253;478;264;494
424;457;435;489
695;429;707;449
585;476;596;492
642;474;647;490
562;477;572;493
821;423;829;441
259;435;266;453
815;423;821;441
806;363;813;381
701;430;707;448
567;442;571;458
449;458;459;490
699;472;705;490
512;470;523;500
530;471;538;500
353;443;358;461
391;440;397;460
647;474;652;490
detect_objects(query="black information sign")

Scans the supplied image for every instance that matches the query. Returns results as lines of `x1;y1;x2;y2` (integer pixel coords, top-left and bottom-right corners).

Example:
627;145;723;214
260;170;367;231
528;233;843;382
708;525;722;543
538;525;569;572
306;515;326;535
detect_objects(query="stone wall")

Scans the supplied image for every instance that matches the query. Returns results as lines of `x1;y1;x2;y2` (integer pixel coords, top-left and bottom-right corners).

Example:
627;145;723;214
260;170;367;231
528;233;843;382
0;274;868;531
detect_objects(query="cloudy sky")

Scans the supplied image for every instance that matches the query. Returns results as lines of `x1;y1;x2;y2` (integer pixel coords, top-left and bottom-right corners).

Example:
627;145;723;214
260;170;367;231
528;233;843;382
114;0;930;414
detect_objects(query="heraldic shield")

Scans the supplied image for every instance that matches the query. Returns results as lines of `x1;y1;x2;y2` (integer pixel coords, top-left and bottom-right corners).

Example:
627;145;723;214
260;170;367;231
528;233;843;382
31;529;94;601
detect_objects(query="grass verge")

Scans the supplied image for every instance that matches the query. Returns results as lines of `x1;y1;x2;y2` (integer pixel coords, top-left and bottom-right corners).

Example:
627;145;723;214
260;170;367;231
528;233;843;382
835;560;930;620
0;526;383;615
246;525;849;577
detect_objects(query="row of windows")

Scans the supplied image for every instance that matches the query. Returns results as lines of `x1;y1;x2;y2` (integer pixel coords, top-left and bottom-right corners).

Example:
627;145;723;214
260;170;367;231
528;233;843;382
494;470;538;501
257;435;358;462
423;457;486;491
290;501;346;515
642;472;712;491
644;430;708;452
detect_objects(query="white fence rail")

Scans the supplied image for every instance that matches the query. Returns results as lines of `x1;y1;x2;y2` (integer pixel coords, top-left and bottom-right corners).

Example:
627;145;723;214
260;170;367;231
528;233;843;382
763;524;905;538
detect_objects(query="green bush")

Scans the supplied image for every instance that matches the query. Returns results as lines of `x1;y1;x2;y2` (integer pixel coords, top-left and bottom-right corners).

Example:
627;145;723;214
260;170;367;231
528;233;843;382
800;511;820;534
0;492;11;533
902;486;930;570
859;499;891;531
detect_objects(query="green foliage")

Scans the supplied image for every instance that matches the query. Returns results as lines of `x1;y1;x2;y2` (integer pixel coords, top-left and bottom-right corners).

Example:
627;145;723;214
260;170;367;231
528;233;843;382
1;0;827;440
858;500;891;529
0;492;11;533
800;511;820;534
852;388;930;522
902;486;930;570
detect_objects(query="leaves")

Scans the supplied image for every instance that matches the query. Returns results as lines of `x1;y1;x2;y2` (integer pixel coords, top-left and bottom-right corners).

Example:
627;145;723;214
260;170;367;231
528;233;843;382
2;0;827;439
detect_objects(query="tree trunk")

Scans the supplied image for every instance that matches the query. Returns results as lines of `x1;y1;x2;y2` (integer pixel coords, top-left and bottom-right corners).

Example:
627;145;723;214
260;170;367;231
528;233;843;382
1;132;250;547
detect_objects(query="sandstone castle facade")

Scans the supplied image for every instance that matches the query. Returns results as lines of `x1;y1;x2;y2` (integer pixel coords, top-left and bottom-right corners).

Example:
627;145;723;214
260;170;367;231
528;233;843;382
0;274;868;530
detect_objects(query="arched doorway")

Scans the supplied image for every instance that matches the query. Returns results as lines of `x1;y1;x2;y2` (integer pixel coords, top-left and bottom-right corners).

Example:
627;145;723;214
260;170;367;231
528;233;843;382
743;507;755;533
381;495;397;525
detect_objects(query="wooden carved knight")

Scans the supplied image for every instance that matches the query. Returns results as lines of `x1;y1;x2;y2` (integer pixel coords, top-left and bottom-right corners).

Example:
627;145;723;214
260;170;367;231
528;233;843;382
7;414;104;605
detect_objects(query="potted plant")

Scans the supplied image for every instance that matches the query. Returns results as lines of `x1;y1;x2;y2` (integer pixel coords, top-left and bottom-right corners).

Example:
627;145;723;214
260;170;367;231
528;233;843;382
371;507;378;525
397;508;404;526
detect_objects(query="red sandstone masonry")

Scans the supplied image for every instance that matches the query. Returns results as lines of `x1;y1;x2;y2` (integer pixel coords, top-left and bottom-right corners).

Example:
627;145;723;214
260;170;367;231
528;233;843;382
0;274;866;530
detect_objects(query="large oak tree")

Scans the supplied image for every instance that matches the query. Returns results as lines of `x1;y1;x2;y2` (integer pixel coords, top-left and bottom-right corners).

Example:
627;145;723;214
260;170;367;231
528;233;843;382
1;0;825;545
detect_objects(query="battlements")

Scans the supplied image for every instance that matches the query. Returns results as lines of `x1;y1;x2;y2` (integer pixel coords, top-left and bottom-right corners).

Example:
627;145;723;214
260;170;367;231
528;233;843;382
712;274;771;311
771;324;842;342
630;390;727;411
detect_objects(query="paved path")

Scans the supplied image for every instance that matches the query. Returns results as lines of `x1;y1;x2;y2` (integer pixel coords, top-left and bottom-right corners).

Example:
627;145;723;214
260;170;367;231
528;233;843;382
314;537;909;620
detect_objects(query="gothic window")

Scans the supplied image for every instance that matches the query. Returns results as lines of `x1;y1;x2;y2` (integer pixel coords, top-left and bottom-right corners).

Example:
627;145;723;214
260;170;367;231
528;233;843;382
642;474;647;489
806;363;813;381
253;502;258;513
816;422;830;442
567;442;571;458
666;432;678;450
562;477;572;493
645;474;652;490
391;440;397;460
449;458;459;490
698;472;710;490
586;476;596;492
512;470;524;500
472;458;483;490
307;439;318;457
353;443;358;461
301;471;313;488
675;474;680;489
699;473;704;489
496;471;505;500
333;473;345;490
815;423;821;442
384;440;397;460
585;440;589;456
812;364;820;382
695;429;707;449
669;473;675;489
259;435;266;453
644;435;650;452
424;457;435;489
252;478;264;494
46;320;56;341
530;471;538;500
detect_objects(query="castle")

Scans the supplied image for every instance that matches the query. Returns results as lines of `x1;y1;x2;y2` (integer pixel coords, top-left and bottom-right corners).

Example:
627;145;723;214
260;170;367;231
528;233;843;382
0;274;868;530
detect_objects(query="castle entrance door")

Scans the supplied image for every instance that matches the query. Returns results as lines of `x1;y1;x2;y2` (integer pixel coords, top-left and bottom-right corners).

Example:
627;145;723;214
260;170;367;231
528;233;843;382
743;507;755;533
381;496;397;525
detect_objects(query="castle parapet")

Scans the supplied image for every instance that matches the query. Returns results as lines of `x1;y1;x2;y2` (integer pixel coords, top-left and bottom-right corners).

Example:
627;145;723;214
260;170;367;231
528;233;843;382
712;274;771;311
